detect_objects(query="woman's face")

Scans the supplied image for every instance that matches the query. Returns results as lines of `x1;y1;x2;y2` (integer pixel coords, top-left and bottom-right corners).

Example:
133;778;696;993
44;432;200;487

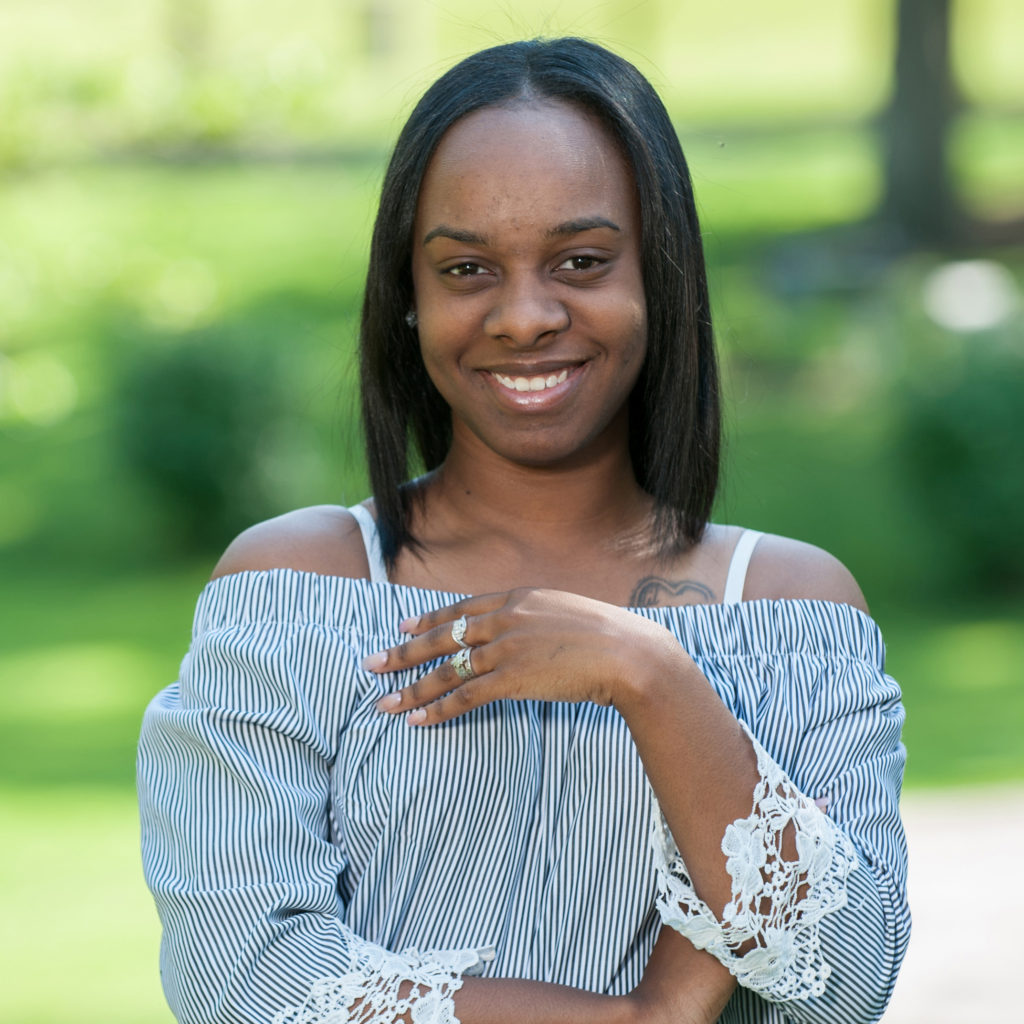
410;99;647;470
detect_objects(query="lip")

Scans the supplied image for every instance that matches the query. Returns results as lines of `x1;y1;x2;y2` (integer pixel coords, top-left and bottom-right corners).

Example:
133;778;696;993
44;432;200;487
480;361;587;409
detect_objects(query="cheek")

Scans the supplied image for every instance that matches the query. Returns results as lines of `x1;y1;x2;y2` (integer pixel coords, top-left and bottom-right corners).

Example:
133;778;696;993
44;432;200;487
416;329;473;408
619;300;648;369
417;336;447;388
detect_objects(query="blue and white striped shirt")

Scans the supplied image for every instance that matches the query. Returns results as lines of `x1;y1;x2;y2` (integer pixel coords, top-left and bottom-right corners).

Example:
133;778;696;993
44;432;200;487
138;567;909;1024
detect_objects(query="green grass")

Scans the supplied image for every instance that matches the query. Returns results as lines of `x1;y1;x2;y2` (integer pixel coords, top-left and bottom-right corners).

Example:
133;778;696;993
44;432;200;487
0;787;173;1024
0;567;205;788
889;613;1024;787
0;569;203;1023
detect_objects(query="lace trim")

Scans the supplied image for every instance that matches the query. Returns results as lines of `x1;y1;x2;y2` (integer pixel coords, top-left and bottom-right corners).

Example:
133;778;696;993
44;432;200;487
651;723;859;1002
271;938;494;1024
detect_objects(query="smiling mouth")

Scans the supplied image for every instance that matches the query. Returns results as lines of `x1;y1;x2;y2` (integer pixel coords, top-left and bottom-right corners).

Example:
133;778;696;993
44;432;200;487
491;369;571;393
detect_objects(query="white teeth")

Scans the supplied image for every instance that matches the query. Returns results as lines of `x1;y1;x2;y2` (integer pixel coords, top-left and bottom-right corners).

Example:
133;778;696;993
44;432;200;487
494;369;570;393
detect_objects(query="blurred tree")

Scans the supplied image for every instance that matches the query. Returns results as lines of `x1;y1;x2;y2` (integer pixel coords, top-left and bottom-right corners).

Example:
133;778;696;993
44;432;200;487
117;328;284;552
882;0;959;246
883;0;1024;246
896;332;1024;595
166;0;210;72
362;0;399;59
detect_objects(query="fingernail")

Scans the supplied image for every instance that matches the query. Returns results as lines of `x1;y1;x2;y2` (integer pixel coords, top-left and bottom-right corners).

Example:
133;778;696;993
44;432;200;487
399;616;420;633
814;797;830;813
407;708;426;725
361;651;389;671
376;692;401;712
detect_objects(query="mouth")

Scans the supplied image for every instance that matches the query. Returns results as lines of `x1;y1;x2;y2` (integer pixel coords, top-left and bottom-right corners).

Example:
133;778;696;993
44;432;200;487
491;368;571;394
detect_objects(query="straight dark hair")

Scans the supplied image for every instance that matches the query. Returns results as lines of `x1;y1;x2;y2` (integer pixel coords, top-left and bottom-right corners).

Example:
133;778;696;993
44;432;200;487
359;37;720;566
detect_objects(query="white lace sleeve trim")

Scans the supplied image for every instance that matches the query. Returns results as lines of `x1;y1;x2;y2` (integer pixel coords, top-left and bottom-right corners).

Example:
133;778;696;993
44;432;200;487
271;937;495;1024
651;722;859;1002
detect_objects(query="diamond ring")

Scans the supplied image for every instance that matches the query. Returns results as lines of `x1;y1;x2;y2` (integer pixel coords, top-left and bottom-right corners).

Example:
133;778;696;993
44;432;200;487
451;615;470;649
450;646;475;682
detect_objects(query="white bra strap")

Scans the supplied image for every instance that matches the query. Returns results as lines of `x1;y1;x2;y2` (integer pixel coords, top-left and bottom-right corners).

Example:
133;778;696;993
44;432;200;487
723;529;764;604
347;503;389;584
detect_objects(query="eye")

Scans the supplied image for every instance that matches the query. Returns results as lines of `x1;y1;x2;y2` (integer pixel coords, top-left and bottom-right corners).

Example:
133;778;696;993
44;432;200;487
443;262;487;277
556;254;605;272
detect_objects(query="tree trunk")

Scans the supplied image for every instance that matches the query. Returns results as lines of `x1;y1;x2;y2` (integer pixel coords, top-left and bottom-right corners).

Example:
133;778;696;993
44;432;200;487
882;0;960;246
166;0;210;73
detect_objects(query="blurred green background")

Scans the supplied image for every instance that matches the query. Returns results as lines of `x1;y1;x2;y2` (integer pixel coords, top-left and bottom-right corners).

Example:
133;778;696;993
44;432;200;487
1;1;1022;1021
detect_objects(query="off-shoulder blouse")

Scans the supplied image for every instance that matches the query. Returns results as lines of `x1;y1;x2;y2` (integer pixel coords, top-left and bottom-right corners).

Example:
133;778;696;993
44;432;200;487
138;562;909;1024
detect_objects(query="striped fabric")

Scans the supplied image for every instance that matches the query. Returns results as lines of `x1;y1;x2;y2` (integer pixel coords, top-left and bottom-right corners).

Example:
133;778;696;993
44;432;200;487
138;569;909;1024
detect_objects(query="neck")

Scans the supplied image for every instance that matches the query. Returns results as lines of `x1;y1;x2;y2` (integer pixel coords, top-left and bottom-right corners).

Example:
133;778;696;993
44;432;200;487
424;426;653;549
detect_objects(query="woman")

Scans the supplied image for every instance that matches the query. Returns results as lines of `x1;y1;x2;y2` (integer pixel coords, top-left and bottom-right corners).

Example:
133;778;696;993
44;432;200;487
138;38;909;1024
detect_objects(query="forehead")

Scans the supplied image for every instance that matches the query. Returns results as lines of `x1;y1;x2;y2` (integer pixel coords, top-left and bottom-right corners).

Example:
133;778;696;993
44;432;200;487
415;100;638;235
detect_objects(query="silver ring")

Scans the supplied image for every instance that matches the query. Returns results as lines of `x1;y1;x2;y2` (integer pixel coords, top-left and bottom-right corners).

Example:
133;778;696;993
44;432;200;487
451;615;470;649
450;646;475;682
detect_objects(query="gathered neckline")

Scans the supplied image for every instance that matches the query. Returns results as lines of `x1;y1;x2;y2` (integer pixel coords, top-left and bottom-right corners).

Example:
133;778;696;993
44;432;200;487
203;564;869;615
195;567;884;663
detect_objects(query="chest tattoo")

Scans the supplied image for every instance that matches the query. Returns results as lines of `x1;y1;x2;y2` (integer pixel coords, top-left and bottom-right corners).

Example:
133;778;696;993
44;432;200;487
629;576;716;607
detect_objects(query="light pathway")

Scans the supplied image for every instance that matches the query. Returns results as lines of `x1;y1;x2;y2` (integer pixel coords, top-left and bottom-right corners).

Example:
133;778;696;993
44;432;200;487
882;784;1024;1022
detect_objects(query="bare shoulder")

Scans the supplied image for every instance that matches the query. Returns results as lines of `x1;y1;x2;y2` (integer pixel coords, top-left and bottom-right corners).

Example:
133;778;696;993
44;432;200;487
743;532;870;614
210;504;371;581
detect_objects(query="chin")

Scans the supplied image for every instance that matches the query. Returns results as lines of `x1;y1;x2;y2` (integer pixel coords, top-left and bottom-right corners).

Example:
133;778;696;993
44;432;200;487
490;434;616;471
453;406;629;470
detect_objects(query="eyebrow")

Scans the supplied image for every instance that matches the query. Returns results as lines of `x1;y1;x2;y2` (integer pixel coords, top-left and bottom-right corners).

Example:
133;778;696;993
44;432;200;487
421;216;621;247
422;225;488;246
546;216;621;238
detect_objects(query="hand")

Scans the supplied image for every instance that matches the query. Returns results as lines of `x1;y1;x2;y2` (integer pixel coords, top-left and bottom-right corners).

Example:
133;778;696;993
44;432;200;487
627;926;735;1024
363;587;684;725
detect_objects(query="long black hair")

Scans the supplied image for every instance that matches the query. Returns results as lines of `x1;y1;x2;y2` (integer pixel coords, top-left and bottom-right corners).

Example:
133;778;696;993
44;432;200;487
359;37;719;566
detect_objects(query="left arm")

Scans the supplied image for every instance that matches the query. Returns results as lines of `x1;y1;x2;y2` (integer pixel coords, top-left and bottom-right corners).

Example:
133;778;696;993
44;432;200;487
613;535;877;929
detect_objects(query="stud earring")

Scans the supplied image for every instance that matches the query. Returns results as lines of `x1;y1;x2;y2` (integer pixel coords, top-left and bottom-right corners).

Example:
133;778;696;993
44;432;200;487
404;310;418;328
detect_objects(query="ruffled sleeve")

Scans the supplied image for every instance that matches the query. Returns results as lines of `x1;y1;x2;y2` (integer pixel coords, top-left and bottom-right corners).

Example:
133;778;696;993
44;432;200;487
271;942;489;1024
644;599;909;1022
137;570;488;1024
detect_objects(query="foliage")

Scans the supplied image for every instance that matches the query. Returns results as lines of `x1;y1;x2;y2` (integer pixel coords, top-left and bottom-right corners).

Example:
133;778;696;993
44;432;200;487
117;327;277;549
114;295;353;553
0;161;374;568
895;332;1024;593
0;0;906;170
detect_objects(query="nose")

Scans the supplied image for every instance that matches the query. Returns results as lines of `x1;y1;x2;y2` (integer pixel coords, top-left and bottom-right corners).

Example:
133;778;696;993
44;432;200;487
484;273;570;348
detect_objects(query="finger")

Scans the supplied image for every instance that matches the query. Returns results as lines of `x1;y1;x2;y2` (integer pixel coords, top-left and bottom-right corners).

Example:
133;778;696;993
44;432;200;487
375;651;478;713
364;595;513;672
407;675;490;726
361;632;435;673
398;592;508;635
363;612;492;674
